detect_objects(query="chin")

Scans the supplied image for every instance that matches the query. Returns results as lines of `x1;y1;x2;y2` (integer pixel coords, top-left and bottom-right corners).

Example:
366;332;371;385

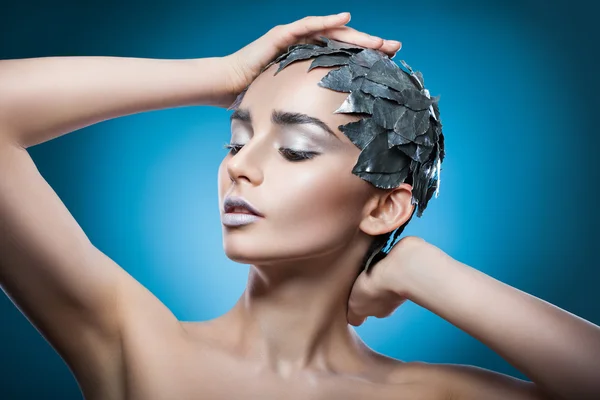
222;239;308;266
222;238;268;264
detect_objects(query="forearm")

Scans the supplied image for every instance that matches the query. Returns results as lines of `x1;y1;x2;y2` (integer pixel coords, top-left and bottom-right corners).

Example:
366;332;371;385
0;56;229;148
400;249;600;400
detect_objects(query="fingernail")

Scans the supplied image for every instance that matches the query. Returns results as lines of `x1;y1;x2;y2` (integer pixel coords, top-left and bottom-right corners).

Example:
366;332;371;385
336;12;350;17
388;40;402;47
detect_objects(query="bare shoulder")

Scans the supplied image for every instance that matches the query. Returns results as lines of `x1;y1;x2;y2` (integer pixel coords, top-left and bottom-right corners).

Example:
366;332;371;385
387;361;554;400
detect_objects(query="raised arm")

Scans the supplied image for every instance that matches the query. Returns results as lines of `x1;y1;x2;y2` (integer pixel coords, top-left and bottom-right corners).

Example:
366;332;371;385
348;237;600;400
0;13;402;396
0;56;225;396
0;56;229;148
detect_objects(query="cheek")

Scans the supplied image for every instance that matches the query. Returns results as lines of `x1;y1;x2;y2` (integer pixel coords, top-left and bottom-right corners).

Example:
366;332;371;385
271;163;365;232
219;157;369;262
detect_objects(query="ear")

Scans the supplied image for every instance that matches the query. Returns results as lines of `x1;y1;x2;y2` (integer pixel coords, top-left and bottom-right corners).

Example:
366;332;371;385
359;183;414;236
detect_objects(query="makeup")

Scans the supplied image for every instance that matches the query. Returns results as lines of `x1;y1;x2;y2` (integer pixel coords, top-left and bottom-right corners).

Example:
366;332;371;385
221;213;262;227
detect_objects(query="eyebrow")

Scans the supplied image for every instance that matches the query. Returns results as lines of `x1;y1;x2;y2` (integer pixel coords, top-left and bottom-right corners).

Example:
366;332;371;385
230;108;339;140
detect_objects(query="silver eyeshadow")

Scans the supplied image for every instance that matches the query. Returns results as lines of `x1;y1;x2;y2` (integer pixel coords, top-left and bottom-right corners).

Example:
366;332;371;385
230;124;344;153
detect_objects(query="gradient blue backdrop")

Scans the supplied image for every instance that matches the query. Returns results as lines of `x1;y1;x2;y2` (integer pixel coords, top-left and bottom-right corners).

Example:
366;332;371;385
1;0;598;398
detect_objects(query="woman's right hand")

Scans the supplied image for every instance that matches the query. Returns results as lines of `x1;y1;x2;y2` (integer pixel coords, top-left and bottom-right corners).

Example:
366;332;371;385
219;13;402;108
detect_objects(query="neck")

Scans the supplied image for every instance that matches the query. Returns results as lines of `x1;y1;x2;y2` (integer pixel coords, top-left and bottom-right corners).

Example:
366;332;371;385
225;245;373;377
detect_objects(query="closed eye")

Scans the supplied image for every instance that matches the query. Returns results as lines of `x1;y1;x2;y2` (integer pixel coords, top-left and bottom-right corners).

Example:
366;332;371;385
223;143;243;155
223;143;319;162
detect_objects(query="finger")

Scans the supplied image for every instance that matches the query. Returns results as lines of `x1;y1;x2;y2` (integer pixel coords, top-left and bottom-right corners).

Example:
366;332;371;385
349;315;367;327
347;309;366;326
381;40;402;56
311;26;384;52
287;13;352;39
311;27;402;57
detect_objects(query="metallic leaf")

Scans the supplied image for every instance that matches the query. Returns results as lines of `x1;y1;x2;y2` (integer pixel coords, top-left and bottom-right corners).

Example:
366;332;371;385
365;58;414;92
371;98;407;130
399;59;414;74
359;79;406;104
338;118;385;150
388;130;413;147
275;48;352;75
318;66;353;92
353;133;411;174
307;54;350;71
353;167;411;190
392;108;429;141
413;123;436;147
350;48;384;68
348;62;370;79
319;36;366;52
359;79;433;110
411;71;425;89
400;89;436;111
350;76;367;92
396;141;434;163
288;43;321;52
334;91;375;114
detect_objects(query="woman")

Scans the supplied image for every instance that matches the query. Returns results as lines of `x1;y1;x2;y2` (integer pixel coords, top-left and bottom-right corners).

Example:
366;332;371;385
0;12;598;400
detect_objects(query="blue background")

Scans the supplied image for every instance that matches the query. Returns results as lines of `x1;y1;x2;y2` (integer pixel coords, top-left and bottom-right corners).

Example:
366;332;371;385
1;0;598;398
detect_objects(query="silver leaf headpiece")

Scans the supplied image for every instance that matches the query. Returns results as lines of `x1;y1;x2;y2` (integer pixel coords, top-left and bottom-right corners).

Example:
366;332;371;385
228;37;446;271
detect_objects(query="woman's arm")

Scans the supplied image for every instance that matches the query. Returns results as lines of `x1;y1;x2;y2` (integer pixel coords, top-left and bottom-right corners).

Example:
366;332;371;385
0;56;228;148
0;13;401;393
0;14;401;150
378;238;600;400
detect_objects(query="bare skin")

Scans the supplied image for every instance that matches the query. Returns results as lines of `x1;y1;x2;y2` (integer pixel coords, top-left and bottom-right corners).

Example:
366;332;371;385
1;13;595;400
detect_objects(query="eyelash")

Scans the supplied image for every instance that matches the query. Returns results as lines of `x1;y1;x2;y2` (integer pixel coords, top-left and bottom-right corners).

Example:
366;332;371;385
223;143;318;162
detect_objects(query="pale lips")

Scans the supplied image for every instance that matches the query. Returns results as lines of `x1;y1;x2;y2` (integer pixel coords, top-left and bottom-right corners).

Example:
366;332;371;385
223;196;264;217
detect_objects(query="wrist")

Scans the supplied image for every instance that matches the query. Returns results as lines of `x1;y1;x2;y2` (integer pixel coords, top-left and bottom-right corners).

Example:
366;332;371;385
383;238;450;300
188;57;237;108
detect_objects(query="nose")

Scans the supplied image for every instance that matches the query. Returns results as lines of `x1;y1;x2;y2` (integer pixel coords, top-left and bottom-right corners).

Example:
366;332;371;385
225;141;264;185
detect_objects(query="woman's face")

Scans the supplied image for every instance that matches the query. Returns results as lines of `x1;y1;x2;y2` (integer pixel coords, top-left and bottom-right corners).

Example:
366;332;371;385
218;60;376;265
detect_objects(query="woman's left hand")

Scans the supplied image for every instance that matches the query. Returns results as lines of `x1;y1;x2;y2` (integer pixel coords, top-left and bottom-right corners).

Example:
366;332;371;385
219;13;401;108
347;236;431;326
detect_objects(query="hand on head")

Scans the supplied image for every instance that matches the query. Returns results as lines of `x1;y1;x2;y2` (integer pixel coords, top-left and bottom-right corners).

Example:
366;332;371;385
220;13;402;106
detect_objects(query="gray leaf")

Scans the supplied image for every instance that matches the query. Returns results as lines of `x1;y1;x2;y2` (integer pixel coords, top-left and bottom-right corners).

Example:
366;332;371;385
288;43;321;52
334;91;376;114
393;108;422;141
372;98;407;129
413;123;436;147
400;89;436;111
319;36;366;52
350;49;384;68
318;66;353;92
388;130;413;147
410;71;424;89
308;54;350;71
399;59;414;74
275;47;352;75
338;118;385;150
366;58;414;92
353;133;411;174
350;76;366;91
349;62;370;79
353;167;411;189
360;79;406;104
396;142;434;163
